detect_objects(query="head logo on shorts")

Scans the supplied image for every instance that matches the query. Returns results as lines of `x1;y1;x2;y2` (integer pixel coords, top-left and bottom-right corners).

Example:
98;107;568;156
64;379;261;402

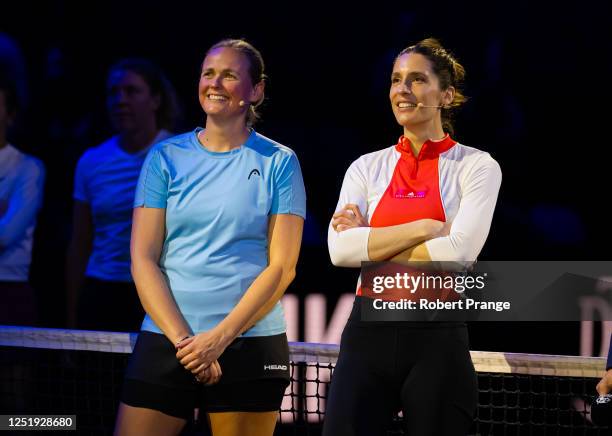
264;364;288;371
596;395;612;405
248;169;261;180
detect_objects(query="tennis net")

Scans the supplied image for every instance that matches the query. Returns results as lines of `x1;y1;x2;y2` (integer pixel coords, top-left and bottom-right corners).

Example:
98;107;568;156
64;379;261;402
0;325;608;435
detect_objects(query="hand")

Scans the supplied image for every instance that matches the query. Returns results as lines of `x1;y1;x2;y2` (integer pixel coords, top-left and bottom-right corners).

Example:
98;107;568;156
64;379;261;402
437;220;452;237
596;369;612;396
175;329;230;376
332;204;368;232
425;219;451;238
194;359;223;385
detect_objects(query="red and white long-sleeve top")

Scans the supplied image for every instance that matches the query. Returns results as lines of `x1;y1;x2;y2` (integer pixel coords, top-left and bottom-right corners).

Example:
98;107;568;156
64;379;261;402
328;135;502;293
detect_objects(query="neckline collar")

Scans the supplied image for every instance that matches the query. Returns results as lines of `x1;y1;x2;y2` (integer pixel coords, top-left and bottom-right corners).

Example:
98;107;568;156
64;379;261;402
395;134;456;160
192;127;256;158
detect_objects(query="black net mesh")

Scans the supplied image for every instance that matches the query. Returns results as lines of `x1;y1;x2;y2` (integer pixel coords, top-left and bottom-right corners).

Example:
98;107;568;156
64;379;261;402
1;326;609;436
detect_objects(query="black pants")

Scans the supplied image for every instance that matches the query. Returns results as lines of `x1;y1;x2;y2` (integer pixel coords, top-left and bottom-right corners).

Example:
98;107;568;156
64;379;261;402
77;277;144;332
323;297;477;436
0;280;37;325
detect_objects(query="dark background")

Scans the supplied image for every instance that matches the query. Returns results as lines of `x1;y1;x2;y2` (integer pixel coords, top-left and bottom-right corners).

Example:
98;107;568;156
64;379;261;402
2;1;611;356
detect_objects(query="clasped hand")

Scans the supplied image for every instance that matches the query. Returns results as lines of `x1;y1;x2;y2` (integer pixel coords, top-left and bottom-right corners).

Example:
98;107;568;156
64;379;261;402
175;330;229;386
596;369;612;396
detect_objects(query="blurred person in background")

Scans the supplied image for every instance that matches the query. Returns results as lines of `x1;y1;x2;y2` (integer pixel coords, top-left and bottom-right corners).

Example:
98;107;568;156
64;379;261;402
0;72;45;416
66;58;177;331
0;73;45;326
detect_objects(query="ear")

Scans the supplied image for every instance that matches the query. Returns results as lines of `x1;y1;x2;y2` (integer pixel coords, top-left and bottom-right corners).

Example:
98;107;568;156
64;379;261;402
442;86;455;107
251;81;265;106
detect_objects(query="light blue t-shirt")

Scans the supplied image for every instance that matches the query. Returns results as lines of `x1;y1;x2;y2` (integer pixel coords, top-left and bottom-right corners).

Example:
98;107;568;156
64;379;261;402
135;128;306;337
73;130;171;281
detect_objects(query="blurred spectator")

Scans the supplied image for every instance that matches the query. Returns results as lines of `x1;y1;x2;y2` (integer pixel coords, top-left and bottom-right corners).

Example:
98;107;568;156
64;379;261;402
66;59;178;331
0;74;45;326
0;33;27;112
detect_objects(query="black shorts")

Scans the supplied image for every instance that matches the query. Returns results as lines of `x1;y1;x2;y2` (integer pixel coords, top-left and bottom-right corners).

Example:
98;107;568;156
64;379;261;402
121;331;290;419
323;296;478;436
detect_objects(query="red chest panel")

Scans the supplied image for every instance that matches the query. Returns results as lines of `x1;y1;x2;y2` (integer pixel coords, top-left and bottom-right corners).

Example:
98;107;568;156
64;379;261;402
370;135;456;227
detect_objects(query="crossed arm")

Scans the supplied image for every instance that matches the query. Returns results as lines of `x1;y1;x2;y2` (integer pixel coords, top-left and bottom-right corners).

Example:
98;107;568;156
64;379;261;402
131;207;303;384
328;156;502;268
330;205;446;264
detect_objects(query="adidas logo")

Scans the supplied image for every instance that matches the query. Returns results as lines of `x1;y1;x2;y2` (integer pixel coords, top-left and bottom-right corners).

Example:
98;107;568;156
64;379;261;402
394;189;426;199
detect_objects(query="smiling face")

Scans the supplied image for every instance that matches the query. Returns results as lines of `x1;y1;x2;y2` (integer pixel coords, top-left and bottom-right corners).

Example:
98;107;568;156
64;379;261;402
106;69;160;134
389;52;453;130
198;47;263;123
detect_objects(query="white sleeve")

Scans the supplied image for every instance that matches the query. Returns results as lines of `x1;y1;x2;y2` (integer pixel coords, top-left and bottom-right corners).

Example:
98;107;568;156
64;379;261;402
327;160;372;267
0;158;45;248
425;155;501;264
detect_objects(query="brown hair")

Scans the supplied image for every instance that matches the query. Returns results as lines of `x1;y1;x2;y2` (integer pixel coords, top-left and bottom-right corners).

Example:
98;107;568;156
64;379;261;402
396;38;467;135
206;39;266;127
108;58;179;131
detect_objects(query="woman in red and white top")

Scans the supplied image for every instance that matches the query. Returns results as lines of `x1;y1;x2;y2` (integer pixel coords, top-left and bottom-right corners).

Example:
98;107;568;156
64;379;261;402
323;38;502;436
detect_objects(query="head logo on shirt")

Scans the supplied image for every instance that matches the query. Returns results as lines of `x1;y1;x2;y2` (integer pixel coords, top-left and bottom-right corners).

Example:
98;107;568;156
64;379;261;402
248;169;261;180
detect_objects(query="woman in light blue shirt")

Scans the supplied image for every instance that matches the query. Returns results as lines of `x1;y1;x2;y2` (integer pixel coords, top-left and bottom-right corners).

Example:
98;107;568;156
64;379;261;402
115;39;305;436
